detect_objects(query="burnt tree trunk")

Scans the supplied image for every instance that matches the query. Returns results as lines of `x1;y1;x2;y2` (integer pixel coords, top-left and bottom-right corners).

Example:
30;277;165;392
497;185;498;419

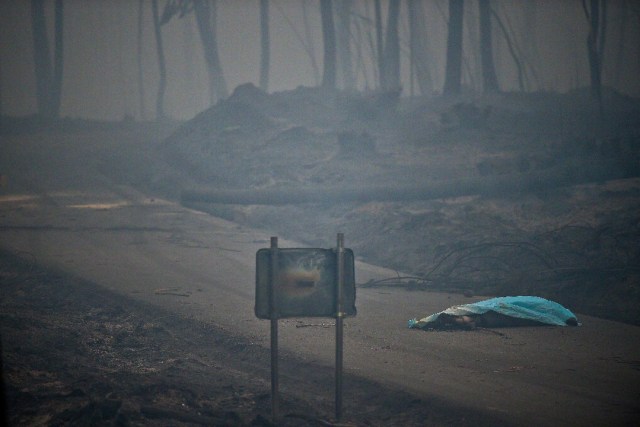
182;157;637;206
151;0;166;119
374;0;384;89
51;0;64;118
259;0;270;92
381;0;401;92
320;0;337;89
194;0;228;103
443;0;464;95
583;0;606;115
31;0;52;119
137;0;146;119
30;0;64;120
336;0;355;90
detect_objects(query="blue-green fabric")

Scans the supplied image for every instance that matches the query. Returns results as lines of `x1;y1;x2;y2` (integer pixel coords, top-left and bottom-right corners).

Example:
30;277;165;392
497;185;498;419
408;296;578;329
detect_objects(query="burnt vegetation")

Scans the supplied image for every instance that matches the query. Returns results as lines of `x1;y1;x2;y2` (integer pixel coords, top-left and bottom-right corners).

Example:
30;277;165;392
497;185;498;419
164;83;640;325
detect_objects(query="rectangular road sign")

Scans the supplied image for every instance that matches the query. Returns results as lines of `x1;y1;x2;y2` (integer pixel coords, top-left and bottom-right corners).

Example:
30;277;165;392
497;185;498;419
255;248;356;319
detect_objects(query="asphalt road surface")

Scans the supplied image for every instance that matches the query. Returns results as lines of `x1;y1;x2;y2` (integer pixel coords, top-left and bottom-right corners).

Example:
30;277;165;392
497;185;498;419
1;128;639;426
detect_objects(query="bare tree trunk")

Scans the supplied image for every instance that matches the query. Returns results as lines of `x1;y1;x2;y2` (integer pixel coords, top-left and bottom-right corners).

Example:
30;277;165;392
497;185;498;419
194;0;228;104
374;0;384;89
209;0;228;100
336;0;355;90
382;0;400;92
0;50;3;126
50;0;64;118
30;0;64;120
31;0;53;119
443;0;464;95
320;0;337;89
151;0;166;119
259;0;270;92
137;0;146;120
351;2;372;89
583;0;606;113
182;156;636;206
479;0;498;92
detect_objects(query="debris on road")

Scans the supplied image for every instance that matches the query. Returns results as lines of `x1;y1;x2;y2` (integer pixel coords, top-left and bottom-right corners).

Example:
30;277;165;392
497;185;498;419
154;287;191;297
408;296;579;330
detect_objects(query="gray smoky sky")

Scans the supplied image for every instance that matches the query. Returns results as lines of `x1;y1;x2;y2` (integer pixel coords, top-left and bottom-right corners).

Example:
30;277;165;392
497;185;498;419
1;0;639;121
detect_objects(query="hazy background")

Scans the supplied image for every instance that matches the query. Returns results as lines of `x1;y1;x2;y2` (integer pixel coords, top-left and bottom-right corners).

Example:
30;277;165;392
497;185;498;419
1;0;639;121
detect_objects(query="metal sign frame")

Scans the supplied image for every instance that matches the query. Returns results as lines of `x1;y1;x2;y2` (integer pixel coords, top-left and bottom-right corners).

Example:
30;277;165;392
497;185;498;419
255;234;354;423
255;248;356;319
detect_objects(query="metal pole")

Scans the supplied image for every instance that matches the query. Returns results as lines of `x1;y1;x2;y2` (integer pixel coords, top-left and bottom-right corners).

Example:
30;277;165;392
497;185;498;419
269;236;279;423
335;233;345;421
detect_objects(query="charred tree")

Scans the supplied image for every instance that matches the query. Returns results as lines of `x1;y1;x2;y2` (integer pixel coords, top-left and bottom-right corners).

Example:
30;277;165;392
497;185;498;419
336;0;355;90
137;0;146;119
160;0;230;105
30;0;64;120
182;153;637;206
0;53;3;125
381;0;401;92
582;0;607;114
52;0;63;118
374;0;384;88
259;0;270;92
194;0;228;103
479;0;499;93
151;0;167;119
320;0;337;89
443;0;464;95
31;0;52;119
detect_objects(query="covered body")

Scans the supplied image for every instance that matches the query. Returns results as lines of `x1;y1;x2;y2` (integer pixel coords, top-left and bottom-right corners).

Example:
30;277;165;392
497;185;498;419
409;296;579;329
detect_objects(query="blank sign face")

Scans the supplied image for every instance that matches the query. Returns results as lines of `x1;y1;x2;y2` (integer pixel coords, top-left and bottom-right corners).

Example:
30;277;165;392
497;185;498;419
255;248;356;319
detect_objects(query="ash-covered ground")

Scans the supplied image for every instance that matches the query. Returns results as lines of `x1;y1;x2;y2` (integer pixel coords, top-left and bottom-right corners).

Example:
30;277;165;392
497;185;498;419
157;84;640;325
2;85;640;426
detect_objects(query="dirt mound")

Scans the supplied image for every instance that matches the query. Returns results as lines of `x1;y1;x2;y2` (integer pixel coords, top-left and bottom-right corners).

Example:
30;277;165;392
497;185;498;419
159;85;640;325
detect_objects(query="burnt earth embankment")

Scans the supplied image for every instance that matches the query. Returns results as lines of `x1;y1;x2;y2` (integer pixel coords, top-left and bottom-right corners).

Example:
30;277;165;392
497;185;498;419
160;84;640;325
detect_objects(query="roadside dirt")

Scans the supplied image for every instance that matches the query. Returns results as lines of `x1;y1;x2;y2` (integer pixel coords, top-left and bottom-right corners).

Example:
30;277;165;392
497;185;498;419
1;250;502;426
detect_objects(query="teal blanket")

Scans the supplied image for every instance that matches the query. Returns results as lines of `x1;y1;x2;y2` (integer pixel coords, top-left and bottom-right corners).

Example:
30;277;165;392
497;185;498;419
409;296;578;329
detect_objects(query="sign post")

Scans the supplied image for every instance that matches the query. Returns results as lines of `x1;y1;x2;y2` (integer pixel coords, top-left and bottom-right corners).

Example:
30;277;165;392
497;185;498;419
335;233;344;422
269;236;279;422
255;234;356;423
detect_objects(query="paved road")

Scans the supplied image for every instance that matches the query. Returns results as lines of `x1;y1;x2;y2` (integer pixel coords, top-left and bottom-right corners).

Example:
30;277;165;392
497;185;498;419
1;129;639;426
